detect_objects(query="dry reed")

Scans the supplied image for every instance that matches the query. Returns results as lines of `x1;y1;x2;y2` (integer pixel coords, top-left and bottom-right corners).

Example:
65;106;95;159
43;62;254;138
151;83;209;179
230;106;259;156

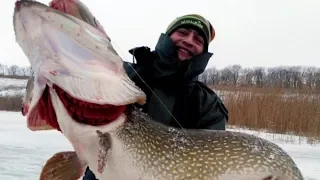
214;86;320;142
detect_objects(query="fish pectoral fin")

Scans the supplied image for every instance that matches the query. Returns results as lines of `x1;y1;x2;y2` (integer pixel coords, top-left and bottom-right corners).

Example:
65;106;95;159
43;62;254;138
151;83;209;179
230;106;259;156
28;122;55;131
39;151;86;180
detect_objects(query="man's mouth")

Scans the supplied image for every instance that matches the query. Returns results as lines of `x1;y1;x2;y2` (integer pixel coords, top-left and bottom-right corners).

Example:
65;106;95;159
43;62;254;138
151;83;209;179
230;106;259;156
177;47;193;57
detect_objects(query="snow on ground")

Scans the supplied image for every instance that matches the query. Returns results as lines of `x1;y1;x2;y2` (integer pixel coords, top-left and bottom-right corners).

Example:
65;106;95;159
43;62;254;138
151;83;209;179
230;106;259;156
0;112;319;180
0;111;73;180
0;78;27;97
0;78;27;88
213;89;320;102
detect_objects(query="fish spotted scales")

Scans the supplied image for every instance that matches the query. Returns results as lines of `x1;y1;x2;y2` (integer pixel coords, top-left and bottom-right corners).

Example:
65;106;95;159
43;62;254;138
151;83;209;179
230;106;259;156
109;107;303;180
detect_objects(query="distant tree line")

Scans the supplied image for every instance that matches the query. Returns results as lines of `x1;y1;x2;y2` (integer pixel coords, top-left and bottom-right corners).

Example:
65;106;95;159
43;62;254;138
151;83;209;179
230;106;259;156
1;63;319;90
0;63;32;79
199;65;320;90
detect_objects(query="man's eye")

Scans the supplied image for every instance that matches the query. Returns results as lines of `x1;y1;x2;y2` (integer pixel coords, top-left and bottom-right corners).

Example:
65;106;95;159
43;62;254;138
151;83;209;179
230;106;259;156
178;30;188;35
195;37;204;44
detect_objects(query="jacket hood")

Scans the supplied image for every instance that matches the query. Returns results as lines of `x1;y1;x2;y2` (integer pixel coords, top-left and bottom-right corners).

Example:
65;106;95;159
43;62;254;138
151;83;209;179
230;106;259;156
129;33;213;84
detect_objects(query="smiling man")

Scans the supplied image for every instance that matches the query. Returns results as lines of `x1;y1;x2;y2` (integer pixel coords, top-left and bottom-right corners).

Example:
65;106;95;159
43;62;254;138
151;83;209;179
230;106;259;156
123;14;229;129
83;14;229;180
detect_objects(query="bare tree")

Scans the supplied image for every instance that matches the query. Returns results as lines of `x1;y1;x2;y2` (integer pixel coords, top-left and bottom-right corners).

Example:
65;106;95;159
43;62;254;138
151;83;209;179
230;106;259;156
7;65;19;76
228;65;242;86
252;67;265;87
200;65;319;90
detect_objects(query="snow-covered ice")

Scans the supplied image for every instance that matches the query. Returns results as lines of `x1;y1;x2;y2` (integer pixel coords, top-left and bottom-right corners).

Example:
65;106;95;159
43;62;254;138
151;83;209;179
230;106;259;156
0;78;27;97
0;111;72;180
0;111;319;180
0;78;27;88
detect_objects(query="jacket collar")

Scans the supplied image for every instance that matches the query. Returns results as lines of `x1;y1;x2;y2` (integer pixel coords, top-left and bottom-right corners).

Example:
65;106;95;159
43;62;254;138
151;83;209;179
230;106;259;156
129;33;213;83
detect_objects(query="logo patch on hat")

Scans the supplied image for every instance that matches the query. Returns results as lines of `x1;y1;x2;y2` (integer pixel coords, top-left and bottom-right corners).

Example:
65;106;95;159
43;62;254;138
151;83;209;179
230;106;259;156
180;19;204;29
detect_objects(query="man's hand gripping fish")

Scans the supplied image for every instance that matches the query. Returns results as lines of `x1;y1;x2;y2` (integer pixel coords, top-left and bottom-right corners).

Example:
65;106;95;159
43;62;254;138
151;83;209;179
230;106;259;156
14;0;304;179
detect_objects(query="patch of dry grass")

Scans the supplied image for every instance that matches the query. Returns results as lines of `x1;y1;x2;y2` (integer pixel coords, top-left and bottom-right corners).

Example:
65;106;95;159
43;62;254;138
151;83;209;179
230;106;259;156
214;86;320;142
1;82;319;144
0;95;23;112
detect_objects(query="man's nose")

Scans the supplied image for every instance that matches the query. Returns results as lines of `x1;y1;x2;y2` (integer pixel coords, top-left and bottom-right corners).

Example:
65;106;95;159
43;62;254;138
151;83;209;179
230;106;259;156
182;34;195;47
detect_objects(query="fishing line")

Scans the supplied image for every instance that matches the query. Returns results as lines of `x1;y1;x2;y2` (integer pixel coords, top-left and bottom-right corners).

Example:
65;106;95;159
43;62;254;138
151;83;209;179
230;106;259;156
110;40;196;145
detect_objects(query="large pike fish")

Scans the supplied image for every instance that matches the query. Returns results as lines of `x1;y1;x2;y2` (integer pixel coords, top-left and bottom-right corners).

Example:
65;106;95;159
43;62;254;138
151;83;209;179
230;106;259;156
20;0;114;130
14;0;304;179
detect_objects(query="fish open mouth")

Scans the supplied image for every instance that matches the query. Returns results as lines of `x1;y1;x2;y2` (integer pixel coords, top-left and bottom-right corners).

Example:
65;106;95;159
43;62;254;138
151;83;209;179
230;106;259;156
29;84;126;132
15;0;145;132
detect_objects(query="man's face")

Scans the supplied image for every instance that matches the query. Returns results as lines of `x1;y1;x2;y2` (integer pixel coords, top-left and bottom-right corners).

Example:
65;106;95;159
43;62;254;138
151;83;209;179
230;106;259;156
170;28;205;61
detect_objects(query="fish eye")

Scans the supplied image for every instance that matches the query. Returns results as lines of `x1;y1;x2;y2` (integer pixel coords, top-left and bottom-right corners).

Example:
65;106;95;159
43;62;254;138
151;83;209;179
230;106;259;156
93;18;98;27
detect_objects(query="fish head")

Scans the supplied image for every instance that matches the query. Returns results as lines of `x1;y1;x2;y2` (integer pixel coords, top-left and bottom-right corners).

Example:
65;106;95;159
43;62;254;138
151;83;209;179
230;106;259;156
14;0;146;132
19;0;109;121
18;0;112;129
49;0;110;40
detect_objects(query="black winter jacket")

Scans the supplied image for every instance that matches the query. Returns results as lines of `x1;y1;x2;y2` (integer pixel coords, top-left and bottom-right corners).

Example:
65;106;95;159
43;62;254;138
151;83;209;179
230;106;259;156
123;33;228;130
82;33;229;180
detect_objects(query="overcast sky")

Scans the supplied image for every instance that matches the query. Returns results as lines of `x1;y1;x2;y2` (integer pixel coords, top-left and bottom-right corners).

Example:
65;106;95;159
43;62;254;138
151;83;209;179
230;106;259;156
2;0;320;69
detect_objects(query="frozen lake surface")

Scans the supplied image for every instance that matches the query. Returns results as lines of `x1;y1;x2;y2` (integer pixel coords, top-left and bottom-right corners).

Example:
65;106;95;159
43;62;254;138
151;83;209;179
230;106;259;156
0;111;319;180
0;78;27;97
